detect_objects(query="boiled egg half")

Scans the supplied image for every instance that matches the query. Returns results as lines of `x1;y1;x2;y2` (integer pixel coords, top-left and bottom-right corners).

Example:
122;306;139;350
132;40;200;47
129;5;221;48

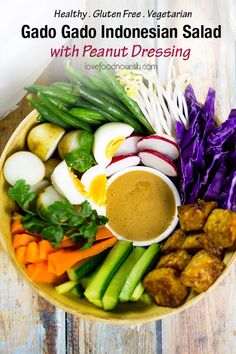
51;160;107;210
93;122;134;166
51;160;86;205
81;165;107;209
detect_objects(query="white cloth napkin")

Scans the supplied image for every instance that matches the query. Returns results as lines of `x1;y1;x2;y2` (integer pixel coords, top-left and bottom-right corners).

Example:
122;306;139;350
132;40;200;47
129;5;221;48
0;0;85;118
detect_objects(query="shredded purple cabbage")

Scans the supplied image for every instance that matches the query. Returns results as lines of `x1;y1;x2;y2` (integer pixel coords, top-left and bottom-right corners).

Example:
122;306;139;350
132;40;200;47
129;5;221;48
177;85;236;211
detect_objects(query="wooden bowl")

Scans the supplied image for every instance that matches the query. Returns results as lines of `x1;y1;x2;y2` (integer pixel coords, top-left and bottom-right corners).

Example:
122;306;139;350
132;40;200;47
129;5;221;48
0;110;235;324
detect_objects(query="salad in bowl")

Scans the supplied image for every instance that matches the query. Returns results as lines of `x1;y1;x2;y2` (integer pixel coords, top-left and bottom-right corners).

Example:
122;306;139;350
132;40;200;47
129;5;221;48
0;61;235;322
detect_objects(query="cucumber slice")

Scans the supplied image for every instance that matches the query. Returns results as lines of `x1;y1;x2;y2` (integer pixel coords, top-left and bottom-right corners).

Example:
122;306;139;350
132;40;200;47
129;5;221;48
119;243;161;302
102;247;145;310
139;292;153;305
130;282;145;302
70;283;84;298
80;264;103;289
67;251;107;281
55;280;77;294
84;241;132;307
80;272;96;289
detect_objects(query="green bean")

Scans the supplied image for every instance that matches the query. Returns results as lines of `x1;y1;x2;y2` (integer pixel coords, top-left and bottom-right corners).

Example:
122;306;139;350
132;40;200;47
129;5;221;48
86;75;111;95
99;68;154;133
75;98;118;122
38;93;92;131
25;85;79;105
36;114;47;123
51;82;78;93
98;92;132;115
69;108;106;126
48;97;70;112
78;86;144;133
27;95;71;129
66;61;113;95
66;61;94;88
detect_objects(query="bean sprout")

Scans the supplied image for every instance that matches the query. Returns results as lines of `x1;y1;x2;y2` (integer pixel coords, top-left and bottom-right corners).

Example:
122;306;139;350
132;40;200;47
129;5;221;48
116;64;190;139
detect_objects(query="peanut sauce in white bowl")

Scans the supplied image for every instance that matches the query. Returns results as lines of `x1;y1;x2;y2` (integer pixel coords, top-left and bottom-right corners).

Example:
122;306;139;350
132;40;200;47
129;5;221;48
105;166;181;246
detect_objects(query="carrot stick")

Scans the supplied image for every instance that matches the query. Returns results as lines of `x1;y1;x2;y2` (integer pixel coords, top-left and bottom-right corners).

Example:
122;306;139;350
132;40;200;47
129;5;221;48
27;262;59;283
39;240;57;260
11;218;26;235
60;236;76;248
48;237;117;276
15;246;27;264
25;242;41;263
95;227;114;241
38;238;80;262
12;234;39;249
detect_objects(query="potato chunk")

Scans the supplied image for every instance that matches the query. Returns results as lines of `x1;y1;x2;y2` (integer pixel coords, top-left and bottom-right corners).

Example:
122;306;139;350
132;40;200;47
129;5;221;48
157;250;192;272
178;200;217;232
180;250;225;293
161;229;186;255
181;233;203;254
204;209;236;248
143;268;189;308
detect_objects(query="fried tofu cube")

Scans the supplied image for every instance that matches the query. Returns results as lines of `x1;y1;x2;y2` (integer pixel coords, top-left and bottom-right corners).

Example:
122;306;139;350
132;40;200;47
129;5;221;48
182;232;224;258
204;209;236;248
161;229;186;255
180;250;225;293
199;233;224;259
178;200;217;231
181;233;204;254
143;268;189;308
225;239;236;252
157;250;192;272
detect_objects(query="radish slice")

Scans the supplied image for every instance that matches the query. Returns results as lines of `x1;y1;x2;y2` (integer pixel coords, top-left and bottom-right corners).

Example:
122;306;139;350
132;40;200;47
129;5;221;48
106;154;141;177
137;135;179;160
139;149;178;177
114;134;142;156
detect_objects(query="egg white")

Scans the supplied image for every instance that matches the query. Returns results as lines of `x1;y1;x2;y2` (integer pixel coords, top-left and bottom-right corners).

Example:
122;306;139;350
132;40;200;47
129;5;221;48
51;160;85;205
93;122;134;166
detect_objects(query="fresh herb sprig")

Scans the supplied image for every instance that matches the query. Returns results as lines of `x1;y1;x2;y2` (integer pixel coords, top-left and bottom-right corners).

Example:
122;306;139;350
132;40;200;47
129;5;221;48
8;180;108;248
8;179;37;213
65;149;95;173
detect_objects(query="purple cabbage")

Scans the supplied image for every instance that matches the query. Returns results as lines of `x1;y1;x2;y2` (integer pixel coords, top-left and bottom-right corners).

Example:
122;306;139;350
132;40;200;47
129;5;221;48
177;85;236;211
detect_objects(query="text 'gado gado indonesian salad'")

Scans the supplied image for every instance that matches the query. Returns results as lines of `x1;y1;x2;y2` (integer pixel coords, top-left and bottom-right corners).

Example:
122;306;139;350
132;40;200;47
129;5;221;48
3;60;236;310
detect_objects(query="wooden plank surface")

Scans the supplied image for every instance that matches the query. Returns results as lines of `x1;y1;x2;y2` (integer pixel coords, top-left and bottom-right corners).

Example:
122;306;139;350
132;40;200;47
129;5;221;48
0;1;236;353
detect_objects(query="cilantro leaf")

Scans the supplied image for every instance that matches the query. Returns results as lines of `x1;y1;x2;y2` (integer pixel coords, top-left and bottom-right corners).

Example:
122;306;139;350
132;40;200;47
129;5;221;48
22;214;64;248
18;192;108;248
80;201;92;218
47;200;84;226
41;225;64;248
97;215;109;225
79;221;98;239
39;199;84;226
65;150;95;173
8;179;36;212
22;215;47;234
79;241;94;251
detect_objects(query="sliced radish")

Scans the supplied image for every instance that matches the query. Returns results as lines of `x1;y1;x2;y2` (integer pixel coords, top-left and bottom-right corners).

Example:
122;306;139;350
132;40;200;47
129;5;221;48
106;154;141;177
139;149;178;177
137;134;179;160
114;134;142;156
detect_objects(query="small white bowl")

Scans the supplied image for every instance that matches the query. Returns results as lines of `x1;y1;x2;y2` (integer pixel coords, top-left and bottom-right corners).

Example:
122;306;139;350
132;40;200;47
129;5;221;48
106;166;181;246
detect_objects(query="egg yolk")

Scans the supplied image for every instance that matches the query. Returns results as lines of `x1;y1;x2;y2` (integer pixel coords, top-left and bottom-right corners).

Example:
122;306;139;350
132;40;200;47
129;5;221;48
105;137;125;159
69;169;87;197
88;174;107;206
